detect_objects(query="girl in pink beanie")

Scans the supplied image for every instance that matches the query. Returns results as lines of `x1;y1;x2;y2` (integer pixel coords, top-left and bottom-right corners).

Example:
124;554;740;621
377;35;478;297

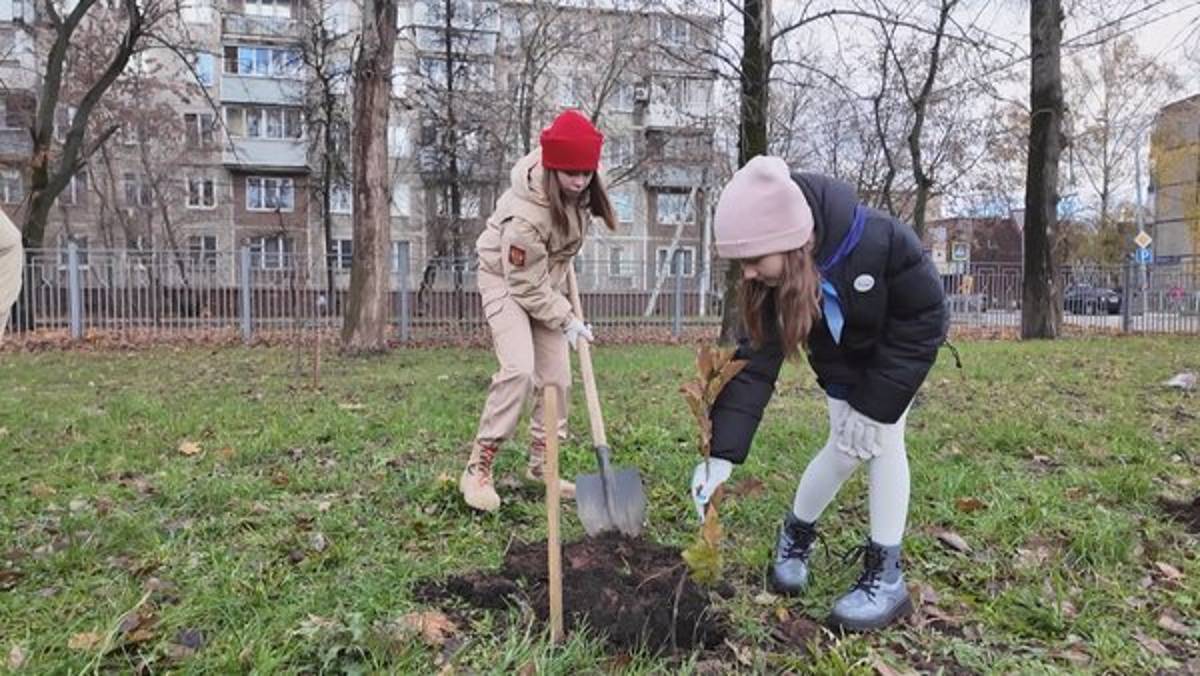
692;156;948;632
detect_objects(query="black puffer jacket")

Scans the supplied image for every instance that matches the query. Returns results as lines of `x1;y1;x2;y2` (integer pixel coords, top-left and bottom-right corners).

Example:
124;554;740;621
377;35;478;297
710;173;948;464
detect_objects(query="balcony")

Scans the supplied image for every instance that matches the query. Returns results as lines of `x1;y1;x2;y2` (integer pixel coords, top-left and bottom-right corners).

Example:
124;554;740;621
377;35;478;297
223;138;308;171
0;128;31;159
221;13;303;39
220;73;305;106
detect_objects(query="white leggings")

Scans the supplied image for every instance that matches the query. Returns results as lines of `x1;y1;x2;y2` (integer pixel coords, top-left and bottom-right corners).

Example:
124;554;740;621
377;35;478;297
792;397;910;546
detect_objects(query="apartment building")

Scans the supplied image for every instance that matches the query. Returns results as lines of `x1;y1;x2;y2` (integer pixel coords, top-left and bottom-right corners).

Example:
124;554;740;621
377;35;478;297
0;0;719;293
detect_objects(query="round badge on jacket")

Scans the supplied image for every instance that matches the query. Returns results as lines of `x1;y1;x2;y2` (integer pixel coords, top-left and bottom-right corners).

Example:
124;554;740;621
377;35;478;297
853;274;875;292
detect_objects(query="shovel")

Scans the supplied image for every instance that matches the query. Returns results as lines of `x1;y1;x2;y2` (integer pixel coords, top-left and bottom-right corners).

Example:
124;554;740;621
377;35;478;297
566;266;647;537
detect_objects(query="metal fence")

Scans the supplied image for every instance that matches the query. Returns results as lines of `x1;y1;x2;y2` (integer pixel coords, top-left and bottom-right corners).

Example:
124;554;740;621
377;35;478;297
6;246;1200;345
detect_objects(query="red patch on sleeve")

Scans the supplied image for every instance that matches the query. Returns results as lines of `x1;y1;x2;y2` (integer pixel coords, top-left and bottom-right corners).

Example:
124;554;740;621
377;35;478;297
508;245;526;267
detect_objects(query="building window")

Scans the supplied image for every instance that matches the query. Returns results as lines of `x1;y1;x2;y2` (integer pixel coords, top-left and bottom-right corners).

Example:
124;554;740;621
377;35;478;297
391;240;407;271
53;105;77;142
246;176;295;211
612;82;637;112
184;113;215;148
656;15;689;46
187;176;216;208
59;172;87;207
611;189;634;223
190;52;215;85
189;235;218;267
391;182;410;216
224;106;303;140
243;0;292;19
603;135;634;169
436;187;480;217
387;125;409;157
656;246;695;277
330;181;352;213
181;0;213;23
655;191;692;225
327;237;352;270
608;246;628;277
123;173;152;207
0;169;22;204
223;45;301;78
248;235;293;269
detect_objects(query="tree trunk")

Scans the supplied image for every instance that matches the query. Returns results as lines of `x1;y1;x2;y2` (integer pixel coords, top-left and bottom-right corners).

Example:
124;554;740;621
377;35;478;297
341;0;397;352
1022;0;1064;339
719;0;771;345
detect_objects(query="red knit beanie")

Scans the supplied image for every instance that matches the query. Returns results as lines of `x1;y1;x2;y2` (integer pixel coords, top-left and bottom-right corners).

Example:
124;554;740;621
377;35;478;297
539;109;604;172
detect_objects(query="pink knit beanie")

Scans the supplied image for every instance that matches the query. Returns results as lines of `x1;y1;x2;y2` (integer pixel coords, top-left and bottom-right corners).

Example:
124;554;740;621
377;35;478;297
713;156;814;259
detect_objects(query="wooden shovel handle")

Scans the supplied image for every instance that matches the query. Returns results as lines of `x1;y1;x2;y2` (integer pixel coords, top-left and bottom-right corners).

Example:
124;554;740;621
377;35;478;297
543;385;564;643
567;266;607;448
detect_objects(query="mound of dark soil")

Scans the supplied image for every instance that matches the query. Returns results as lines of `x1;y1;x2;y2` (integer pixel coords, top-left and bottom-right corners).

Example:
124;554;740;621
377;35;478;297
415;532;728;653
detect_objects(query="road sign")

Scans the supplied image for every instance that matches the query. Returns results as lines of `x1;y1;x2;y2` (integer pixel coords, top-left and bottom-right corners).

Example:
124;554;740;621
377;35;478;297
1134;231;1152;249
1135;247;1153;264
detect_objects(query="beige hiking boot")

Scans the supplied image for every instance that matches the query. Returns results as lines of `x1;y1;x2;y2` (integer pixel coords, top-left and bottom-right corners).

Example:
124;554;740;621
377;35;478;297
526;438;576;499
460;442;501;512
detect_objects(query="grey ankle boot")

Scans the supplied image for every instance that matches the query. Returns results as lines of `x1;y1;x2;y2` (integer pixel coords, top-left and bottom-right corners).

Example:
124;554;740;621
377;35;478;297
828;540;913;632
769;513;819;595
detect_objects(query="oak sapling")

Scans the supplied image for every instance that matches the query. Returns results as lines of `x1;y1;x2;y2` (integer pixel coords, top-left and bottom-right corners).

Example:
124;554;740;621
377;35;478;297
679;345;746;585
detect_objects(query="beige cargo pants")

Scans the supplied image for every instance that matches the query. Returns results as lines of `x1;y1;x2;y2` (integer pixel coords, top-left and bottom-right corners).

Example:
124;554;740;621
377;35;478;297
0;210;22;342
474;271;570;447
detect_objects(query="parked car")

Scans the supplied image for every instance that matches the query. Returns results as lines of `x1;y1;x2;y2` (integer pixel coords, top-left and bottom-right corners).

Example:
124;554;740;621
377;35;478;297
1063;285;1121;315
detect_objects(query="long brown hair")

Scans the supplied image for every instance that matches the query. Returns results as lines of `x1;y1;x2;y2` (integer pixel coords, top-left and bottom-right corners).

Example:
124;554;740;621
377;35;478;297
739;244;822;359
543;169;618;233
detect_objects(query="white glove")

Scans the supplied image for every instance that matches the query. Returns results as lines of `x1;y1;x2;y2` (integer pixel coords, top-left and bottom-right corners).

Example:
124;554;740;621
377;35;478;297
835;406;883;459
691;457;733;522
563;318;594;350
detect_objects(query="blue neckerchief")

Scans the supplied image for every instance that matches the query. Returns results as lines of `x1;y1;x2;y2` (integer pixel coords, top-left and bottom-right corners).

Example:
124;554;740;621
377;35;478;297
817;205;866;344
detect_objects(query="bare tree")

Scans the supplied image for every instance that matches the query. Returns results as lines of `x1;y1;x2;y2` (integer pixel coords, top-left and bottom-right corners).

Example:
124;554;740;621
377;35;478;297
1023;0;1065;339
21;0;177;249
1065;34;1179;263
342;0;398;352
299;0;357;306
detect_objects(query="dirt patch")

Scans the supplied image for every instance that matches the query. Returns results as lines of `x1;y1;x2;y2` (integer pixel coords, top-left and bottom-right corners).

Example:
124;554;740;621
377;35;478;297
415;532;728;654
1160;495;1200;534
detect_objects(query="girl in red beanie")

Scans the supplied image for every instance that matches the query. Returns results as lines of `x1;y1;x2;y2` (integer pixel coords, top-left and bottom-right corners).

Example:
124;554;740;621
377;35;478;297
692;156;948;631
462;109;618;512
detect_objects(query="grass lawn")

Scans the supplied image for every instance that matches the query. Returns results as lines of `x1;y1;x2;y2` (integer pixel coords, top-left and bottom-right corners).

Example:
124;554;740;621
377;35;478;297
1;337;1198;674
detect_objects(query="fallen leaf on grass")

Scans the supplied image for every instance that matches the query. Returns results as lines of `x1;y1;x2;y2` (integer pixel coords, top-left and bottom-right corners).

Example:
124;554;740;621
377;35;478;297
166;629;205;659
911;582;940;606
30;484;56;498
119;608;159;644
932;529;972;554
1158;612;1192;637
954;497;987;513
872;656;917;676
1053;648;1091;666
1134;631;1170;657
752;591;778;606
393;611;460;648
218;447;236;461
0;569;22;590
7;644;27;669
178;440;202;457
1154;561;1184;583
67;632;102;651
338;403;366;411
727;477;766;498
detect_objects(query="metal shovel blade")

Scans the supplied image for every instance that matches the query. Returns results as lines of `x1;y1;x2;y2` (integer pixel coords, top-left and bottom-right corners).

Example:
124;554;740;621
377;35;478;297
575;446;646;537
